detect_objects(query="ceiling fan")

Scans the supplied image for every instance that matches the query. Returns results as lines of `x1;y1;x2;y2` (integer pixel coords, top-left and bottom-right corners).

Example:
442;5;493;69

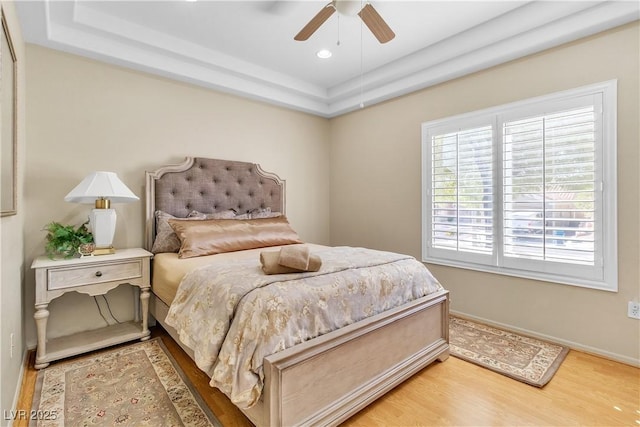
294;1;395;44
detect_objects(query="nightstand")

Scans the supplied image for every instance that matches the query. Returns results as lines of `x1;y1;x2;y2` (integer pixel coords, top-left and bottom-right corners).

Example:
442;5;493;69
30;248;153;369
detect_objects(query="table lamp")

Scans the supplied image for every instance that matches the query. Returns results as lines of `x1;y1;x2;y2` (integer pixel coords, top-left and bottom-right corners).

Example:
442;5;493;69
64;171;139;255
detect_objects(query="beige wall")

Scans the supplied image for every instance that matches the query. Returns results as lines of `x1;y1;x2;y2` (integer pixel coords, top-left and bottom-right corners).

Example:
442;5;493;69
330;22;640;364
23;45;331;345
18;19;640;386
0;0;26;415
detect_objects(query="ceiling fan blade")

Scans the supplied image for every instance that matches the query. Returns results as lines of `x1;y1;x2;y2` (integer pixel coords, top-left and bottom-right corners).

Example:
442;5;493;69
294;3;336;41
358;3;395;44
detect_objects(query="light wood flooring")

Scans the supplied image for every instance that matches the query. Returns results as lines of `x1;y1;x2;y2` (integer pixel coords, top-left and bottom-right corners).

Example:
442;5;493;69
16;326;640;426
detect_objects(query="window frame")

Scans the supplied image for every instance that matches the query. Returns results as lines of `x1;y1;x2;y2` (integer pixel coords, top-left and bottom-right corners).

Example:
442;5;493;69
421;80;617;292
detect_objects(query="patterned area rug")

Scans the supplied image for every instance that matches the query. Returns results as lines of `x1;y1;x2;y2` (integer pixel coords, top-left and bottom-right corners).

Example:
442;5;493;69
449;316;569;387
30;338;222;427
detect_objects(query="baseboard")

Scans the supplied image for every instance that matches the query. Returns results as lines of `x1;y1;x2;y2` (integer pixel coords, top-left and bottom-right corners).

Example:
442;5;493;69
6;348;29;427
450;310;640;368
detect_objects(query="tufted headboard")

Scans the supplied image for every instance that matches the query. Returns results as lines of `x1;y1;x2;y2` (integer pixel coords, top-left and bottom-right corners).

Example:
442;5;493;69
145;157;286;251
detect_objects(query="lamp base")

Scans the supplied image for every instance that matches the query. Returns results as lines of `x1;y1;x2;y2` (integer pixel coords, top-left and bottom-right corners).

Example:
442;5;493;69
92;247;116;256
90;208;117;250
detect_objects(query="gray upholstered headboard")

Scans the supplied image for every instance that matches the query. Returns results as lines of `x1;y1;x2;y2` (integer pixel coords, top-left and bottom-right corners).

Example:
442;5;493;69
145;157;286;251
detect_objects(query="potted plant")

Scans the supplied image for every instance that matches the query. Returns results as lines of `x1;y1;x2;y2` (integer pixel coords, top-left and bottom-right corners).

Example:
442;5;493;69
44;221;94;259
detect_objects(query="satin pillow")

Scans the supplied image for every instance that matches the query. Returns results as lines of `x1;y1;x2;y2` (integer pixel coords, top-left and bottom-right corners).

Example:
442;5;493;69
168;216;303;259
152;209;238;254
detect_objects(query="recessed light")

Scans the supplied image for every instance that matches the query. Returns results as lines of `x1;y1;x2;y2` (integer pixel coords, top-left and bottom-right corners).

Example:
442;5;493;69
316;49;332;59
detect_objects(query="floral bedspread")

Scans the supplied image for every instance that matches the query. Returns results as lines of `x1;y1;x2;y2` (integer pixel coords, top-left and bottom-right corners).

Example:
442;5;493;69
165;246;444;409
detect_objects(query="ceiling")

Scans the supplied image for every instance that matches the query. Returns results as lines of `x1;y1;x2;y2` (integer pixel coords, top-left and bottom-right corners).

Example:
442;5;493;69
15;1;640;117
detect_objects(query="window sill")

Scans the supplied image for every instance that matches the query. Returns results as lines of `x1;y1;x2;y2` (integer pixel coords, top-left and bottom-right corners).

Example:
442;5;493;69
422;256;617;292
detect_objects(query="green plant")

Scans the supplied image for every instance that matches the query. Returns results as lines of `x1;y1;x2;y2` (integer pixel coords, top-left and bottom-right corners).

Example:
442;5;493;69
44;221;94;259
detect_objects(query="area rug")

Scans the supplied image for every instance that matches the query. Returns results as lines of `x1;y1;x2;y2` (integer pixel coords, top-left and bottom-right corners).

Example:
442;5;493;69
449;316;569;387
30;338;222;427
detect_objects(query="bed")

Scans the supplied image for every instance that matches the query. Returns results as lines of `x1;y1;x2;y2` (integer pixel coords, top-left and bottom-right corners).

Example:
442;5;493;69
144;157;449;427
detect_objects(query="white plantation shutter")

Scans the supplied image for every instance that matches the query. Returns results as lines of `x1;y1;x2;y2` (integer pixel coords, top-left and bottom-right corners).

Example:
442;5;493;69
422;81;617;291
431;126;493;255
502;103;597;264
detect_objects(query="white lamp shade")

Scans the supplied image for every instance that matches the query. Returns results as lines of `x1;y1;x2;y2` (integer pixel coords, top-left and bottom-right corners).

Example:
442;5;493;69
64;171;139;204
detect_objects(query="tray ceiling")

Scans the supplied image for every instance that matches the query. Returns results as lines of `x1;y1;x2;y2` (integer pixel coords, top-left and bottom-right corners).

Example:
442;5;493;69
16;1;640;117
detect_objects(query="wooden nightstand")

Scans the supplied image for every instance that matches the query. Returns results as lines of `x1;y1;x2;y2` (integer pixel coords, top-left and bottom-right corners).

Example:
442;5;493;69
30;248;153;369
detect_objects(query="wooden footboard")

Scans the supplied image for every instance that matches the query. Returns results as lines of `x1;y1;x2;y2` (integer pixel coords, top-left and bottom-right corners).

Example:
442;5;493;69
261;290;448;426
151;289;449;427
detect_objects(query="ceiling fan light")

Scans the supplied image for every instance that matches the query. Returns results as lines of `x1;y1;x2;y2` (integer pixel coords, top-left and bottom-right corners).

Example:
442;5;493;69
334;0;361;16
316;49;332;59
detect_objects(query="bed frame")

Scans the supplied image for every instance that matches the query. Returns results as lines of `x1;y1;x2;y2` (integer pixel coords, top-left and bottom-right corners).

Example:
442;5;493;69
145;157;449;427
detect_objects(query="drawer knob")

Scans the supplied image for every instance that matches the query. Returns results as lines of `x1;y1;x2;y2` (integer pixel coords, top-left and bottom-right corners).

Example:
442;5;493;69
95;271;103;277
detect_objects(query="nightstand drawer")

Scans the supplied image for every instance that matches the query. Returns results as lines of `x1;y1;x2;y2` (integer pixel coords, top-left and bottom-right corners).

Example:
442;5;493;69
47;260;142;290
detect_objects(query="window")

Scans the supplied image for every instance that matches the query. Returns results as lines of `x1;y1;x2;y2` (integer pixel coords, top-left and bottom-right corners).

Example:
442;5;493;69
422;81;617;291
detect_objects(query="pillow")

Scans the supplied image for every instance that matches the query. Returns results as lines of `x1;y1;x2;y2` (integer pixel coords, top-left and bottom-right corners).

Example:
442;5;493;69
152;209;239;254
186;210;207;219
187;209;237;220
168;216;302;259
151;211;190;254
234;207;282;220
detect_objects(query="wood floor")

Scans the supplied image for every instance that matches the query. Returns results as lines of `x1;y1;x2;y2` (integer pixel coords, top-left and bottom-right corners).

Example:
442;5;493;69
16;325;639;426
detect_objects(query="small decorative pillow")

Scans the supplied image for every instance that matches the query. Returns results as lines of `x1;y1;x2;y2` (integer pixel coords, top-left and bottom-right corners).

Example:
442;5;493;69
168;216;302;259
